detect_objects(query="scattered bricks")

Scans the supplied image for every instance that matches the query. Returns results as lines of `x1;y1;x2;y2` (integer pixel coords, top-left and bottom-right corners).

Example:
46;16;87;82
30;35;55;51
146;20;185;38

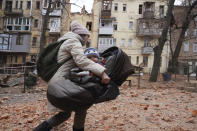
186;118;195;124
192;110;197;117
0;114;9;120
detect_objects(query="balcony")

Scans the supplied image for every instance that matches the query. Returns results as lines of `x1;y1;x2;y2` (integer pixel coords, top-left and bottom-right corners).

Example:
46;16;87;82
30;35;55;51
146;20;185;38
136;18;164;37
98;37;115;53
4;8;23;15
137;28;162;37
0;34;30;53
101;10;111;19
99;27;113;35
42;9;62;16
143;11;154;19
141;47;153;55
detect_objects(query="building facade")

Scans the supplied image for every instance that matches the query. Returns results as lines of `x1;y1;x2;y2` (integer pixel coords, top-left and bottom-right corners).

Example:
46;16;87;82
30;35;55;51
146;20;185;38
71;6;93;47
0;0;70;67
91;0;169;73
171;6;197;74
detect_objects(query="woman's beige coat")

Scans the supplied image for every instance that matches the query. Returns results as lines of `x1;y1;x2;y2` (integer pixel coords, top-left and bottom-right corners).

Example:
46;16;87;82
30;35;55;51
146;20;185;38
50;32;105;83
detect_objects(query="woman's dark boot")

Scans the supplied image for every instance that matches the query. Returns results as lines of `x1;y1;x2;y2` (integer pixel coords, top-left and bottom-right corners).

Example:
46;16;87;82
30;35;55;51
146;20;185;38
73;126;84;131
33;121;52;131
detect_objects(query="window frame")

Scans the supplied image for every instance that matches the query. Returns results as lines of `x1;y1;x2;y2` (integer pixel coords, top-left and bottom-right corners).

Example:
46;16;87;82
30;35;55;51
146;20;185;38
121;39;125;47
114;3;118;11
129;21;133;30
113;23;117;31
27;1;31;9
143;56;148;67
123;4;127;12
139;4;143;14
36;1;40;9
184;41;189;52
128;39;132;47
32;37;37;47
34;19;39;28
193;42;197;53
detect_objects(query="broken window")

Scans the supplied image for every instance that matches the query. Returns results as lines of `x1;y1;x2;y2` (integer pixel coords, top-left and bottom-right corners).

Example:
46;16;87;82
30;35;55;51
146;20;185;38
143;56;148;67
44;0;48;8
31;55;36;62
15;1;18;8
86;22;92;31
50;18;60;32
34;19;38;28
139;5;142;14
20;1;23;9
10;56;13;63
159;5;164;18
27;1;31;9
103;0;111;10
22;56;26;63
36;1;40;9
113;23;117;30
136;56;139;65
32;37;37;47
185;29;189;37
56;1;61;8
0;0;2;9
15;56;18;63
6;1;12;12
144;2;154;12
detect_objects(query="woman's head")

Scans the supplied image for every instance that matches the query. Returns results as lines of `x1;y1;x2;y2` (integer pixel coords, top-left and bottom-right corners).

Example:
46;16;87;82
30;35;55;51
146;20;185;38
70;21;90;43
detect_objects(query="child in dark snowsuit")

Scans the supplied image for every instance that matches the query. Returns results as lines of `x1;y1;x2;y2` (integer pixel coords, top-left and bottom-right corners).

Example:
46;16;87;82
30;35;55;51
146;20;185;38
69;47;106;98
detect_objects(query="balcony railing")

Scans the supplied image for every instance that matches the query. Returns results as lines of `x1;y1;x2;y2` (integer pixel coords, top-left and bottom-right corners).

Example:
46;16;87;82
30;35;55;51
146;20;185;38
141;47;153;55
143;11;154;19
137;28;162;37
99;27;113;35
98;37;115;53
101;10;111;18
136;18;164;37
4;8;23;15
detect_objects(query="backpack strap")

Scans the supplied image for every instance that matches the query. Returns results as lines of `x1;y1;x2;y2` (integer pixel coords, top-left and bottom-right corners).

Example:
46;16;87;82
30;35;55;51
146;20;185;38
59;56;72;66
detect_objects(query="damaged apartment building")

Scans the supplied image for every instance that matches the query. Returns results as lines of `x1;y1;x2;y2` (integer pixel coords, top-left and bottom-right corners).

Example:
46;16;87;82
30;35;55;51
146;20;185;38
91;0;169;73
71;5;93;47
0;0;70;67
171;6;197;75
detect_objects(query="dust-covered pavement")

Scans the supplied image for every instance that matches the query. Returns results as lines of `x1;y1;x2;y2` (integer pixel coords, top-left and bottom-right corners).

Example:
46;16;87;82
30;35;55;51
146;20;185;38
0;74;197;131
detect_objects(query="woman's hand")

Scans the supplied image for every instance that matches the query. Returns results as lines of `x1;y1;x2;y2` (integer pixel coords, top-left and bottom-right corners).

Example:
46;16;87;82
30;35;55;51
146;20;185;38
101;72;110;84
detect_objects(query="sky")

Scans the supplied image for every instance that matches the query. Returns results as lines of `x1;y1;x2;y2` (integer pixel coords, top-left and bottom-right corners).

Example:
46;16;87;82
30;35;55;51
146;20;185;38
70;0;182;13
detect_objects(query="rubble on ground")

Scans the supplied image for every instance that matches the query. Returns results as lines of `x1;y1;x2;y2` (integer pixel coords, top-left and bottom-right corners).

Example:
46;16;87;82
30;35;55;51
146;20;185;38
0;74;197;130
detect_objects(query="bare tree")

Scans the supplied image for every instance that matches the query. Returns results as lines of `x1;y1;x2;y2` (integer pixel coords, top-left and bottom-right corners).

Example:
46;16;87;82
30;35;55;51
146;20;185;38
149;0;175;82
169;0;197;72
39;0;86;52
39;0;53;51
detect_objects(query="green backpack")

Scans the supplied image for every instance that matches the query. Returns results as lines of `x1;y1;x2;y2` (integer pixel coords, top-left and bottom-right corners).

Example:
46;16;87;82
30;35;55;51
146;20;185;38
37;40;71;82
